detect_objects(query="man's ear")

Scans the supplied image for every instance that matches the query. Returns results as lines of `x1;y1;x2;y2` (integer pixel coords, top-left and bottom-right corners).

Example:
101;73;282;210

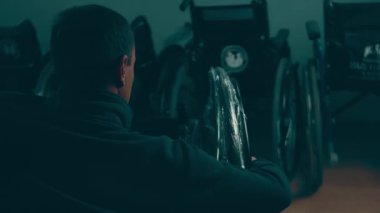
118;55;129;87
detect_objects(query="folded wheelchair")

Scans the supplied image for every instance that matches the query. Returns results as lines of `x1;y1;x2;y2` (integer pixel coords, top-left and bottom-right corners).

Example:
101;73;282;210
306;0;380;165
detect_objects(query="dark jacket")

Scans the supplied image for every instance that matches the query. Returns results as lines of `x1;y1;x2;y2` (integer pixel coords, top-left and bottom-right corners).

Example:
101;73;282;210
0;91;291;212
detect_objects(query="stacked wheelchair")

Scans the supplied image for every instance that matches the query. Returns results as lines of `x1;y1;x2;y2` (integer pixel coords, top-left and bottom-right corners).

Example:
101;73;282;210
131;0;324;196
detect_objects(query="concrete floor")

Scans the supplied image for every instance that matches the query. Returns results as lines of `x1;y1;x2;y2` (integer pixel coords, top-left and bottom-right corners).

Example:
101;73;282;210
284;121;380;213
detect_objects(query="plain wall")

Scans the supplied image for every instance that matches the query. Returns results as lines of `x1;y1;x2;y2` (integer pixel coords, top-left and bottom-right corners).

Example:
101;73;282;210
0;0;324;62
2;0;379;61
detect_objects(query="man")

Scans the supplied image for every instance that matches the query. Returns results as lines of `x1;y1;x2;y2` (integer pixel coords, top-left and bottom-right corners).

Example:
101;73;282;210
0;5;291;212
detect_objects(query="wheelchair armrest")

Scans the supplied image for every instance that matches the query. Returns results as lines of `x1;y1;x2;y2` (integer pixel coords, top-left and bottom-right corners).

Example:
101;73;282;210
306;20;321;41
272;29;290;50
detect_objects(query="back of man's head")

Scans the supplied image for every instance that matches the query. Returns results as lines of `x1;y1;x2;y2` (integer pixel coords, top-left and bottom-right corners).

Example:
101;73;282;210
51;5;134;93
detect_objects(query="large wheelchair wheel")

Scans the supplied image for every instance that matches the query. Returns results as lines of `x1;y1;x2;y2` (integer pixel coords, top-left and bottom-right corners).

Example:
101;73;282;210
272;58;299;179
199;67;251;169
295;63;324;196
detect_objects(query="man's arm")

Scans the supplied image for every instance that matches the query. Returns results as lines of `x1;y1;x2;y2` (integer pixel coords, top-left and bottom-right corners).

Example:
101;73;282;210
160;138;292;212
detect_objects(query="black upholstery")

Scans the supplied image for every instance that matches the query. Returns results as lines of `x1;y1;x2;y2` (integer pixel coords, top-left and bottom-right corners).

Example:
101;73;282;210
189;0;289;97
0;20;42;92
325;0;380;91
131;16;156;69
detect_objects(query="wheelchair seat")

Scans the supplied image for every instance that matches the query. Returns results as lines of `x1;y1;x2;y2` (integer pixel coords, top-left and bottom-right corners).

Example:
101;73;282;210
0;20;42;92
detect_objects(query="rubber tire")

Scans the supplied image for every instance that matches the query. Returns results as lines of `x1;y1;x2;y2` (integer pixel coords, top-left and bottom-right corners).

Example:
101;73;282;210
295;63;324;197
272;58;299;179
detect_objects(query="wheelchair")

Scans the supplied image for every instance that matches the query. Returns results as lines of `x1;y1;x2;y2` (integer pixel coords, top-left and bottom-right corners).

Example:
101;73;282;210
132;0;324;196
0;20;42;93
306;0;380;165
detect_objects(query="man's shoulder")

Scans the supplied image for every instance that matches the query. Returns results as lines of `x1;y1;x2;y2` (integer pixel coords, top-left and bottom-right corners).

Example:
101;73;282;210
0;91;46;106
0;91;47;121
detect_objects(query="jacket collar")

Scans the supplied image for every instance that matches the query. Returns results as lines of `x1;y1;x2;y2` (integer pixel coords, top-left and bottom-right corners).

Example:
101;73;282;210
52;91;133;130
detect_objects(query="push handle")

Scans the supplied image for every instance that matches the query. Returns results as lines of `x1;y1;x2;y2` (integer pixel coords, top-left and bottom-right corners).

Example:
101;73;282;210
306;20;321;40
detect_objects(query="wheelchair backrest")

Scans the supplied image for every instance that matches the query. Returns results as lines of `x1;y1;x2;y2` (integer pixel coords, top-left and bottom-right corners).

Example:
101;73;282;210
0;20;41;67
131;16;156;68
189;1;269;74
324;0;380;90
190;0;269;45
0;20;42;92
